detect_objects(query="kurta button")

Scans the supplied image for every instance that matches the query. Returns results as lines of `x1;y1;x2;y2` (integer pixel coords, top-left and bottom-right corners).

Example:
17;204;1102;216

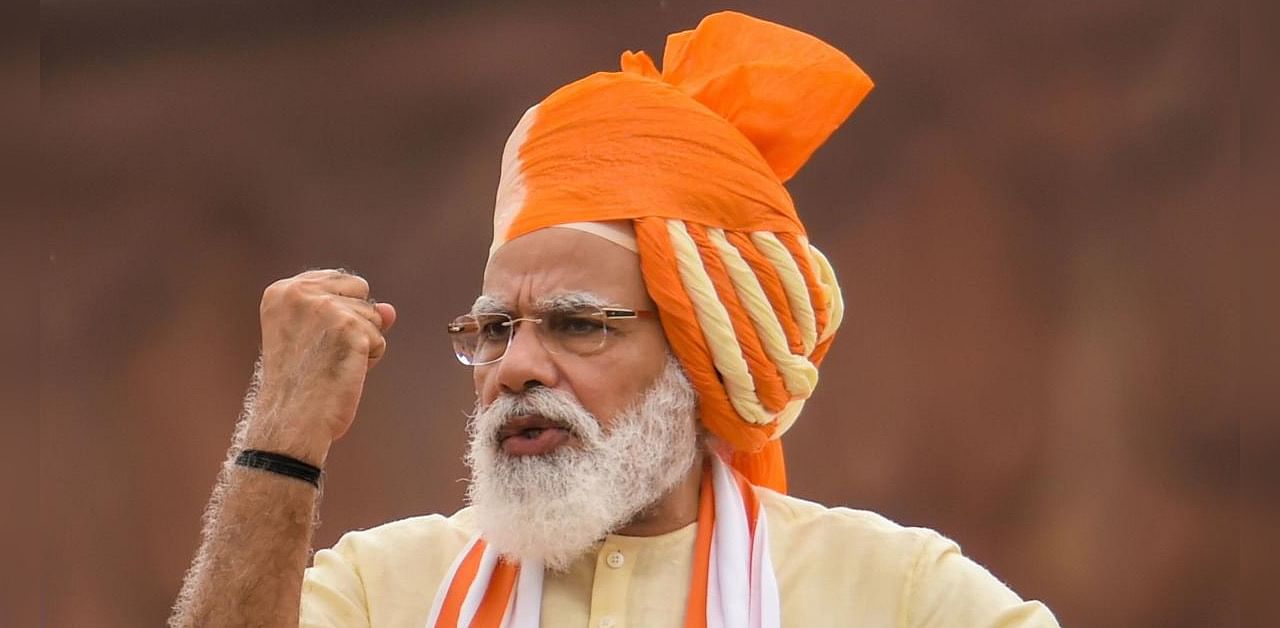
599;617;617;628
606;550;625;569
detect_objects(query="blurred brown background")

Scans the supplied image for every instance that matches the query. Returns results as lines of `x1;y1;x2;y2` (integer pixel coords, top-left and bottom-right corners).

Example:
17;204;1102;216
40;1;1240;626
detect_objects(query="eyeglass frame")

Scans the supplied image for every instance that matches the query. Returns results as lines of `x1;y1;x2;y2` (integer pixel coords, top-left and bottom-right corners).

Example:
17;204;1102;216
446;305;658;366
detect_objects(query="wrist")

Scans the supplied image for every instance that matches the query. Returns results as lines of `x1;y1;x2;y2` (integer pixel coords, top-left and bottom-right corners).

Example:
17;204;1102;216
235;449;323;487
242;418;333;468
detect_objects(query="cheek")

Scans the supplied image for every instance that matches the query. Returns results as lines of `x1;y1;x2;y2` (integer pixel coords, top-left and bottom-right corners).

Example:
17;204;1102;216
567;371;639;426
572;345;668;424
474;367;495;406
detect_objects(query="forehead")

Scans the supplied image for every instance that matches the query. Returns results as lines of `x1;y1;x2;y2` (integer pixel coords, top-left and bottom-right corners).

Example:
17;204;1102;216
480;227;653;310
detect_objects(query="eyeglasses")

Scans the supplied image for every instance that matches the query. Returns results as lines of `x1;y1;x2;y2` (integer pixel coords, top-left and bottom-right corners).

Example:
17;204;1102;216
447;304;657;366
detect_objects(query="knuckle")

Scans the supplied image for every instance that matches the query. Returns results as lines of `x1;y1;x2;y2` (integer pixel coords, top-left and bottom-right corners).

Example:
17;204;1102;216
262;278;289;301
351;278;372;297
335;311;370;335
282;279;312;302
336;314;359;331
314;297;340;315
261;281;300;316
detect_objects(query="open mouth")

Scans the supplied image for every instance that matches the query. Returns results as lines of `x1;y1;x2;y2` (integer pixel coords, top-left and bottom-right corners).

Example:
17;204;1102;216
496;415;574;456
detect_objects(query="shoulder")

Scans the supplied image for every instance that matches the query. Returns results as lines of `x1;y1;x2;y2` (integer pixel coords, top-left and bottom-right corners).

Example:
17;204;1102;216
758;487;950;558
758;490;1059;627
303;510;479;625
758;488;946;592
323;507;479;576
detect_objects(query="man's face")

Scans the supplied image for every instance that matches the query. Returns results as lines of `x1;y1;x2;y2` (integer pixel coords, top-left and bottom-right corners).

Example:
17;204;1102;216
466;227;699;569
474;227;670;446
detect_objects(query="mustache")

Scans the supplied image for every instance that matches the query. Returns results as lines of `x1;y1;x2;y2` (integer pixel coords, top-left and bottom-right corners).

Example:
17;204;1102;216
471;387;601;443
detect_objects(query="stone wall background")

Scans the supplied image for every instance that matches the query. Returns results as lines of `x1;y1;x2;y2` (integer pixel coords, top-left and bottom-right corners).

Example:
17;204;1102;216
39;1;1240;625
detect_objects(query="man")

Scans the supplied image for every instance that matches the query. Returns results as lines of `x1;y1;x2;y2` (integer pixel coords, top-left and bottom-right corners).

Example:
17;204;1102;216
171;11;1059;627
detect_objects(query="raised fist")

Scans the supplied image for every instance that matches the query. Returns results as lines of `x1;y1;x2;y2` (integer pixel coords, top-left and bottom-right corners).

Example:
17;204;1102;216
245;269;397;465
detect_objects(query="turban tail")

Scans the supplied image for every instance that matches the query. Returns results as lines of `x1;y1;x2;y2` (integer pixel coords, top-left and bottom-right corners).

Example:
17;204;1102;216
490;11;873;492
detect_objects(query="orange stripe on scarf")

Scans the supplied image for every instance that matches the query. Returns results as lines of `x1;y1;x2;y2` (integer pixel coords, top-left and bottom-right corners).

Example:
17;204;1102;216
435;540;487;627
470;560;519;627
683;464;716;628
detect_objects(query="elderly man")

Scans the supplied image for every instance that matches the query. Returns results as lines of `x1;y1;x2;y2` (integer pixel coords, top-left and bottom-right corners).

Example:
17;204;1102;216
171;11;1058;628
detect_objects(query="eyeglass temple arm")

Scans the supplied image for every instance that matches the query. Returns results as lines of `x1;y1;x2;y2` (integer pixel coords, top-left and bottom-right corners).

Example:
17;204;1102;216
599;308;657;320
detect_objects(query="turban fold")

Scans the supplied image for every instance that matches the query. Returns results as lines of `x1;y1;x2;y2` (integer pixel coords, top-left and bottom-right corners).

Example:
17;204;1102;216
490;11;873;493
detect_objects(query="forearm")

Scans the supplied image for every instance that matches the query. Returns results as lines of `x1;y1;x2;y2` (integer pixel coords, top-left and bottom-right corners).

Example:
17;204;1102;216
170;364;327;628
172;270;391;626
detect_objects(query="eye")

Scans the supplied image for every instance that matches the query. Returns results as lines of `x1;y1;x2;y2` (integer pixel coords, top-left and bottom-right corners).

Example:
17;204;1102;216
477;316;512;341
550;312;605;336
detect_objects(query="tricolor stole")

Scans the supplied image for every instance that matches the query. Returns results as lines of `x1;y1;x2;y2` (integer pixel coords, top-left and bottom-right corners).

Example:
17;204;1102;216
424;456;779;628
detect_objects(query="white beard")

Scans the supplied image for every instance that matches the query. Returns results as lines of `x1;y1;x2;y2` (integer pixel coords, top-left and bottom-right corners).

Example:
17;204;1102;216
465;356;700;572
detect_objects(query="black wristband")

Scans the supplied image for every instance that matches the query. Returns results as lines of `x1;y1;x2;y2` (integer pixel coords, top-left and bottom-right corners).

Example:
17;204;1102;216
234;449;322;487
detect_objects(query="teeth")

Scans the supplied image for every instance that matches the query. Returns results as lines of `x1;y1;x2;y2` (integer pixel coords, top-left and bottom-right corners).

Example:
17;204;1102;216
522;428;545;439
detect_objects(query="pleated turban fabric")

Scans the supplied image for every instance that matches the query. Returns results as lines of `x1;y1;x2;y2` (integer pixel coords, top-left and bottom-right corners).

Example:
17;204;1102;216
489;11;873;493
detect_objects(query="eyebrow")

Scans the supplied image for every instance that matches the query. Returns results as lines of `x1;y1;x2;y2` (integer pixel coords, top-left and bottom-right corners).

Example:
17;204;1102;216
535;292;611;312
470;294;510;315
470;291;612;315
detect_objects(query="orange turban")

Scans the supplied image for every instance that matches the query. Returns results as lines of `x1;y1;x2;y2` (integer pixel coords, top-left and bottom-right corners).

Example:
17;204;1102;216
490;11;873;493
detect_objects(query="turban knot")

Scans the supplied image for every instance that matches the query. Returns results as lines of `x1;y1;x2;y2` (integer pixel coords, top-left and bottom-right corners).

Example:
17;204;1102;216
490;11;873;492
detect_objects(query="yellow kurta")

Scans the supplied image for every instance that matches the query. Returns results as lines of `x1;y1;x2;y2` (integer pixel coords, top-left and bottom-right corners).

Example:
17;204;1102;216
301;489;1058;627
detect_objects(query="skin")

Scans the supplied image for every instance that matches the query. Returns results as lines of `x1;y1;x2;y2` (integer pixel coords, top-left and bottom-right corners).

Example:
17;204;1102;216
170;229;704;626
168;269;396;627
478;227;704;536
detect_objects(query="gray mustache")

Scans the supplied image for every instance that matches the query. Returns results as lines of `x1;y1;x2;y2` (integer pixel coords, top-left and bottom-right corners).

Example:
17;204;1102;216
477;388;598;439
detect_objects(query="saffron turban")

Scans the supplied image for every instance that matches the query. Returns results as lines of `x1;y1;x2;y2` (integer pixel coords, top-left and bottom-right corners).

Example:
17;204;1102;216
489;11;873;493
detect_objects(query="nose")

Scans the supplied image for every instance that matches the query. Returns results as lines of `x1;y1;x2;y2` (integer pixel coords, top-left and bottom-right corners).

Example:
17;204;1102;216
487;319;560;397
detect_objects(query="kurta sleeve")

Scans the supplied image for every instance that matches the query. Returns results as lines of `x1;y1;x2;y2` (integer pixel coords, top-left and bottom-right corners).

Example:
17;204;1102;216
902;533;1060;628
299;534;373;628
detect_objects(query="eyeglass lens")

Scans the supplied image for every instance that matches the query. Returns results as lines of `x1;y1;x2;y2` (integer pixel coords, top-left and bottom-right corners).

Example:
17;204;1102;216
448;307;613;365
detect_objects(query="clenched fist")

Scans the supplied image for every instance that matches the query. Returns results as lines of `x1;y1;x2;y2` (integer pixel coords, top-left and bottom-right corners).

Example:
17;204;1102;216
243;269;397;466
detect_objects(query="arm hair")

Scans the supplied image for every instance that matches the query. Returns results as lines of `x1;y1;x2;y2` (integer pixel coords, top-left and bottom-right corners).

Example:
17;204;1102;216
168;358;322;628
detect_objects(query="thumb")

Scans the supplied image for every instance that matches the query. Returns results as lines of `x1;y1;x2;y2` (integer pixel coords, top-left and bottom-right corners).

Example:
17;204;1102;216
374;302;398;331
